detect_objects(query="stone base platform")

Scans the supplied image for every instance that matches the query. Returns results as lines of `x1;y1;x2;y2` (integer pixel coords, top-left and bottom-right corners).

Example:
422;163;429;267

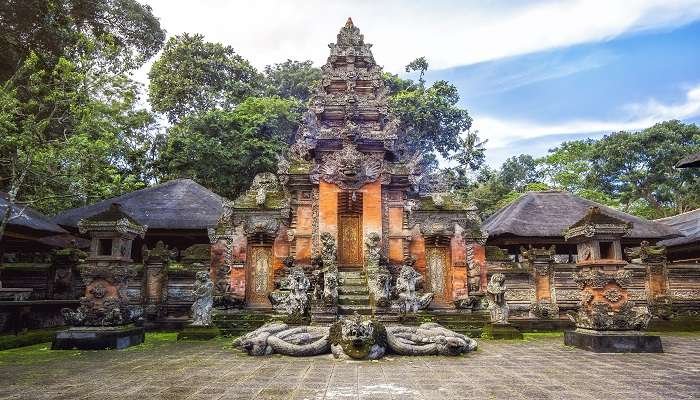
177;325;220;341
481;323;523;340
52;325;144;350
564;329;663;353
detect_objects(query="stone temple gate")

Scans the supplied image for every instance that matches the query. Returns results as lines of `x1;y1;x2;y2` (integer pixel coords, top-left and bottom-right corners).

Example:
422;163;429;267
208;19;487;320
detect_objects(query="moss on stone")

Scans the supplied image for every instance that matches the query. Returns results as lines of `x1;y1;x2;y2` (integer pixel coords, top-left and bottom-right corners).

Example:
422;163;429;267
0;263;51;271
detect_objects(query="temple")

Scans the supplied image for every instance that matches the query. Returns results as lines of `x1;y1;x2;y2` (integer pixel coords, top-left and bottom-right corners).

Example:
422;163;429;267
2;19;700;339
208;18;486;320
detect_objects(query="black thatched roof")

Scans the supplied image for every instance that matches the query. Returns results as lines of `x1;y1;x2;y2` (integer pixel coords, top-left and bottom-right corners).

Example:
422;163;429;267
676;151;700;168
0;193;67;236
53;179;224;230
483;191;681;240
656;209;700;247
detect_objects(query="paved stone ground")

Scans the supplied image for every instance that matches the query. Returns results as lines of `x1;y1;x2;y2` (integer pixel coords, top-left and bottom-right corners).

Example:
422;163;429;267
1;332;699;400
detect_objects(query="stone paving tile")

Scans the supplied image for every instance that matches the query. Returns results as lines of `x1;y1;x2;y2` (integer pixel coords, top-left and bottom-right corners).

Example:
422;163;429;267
1;334;700;399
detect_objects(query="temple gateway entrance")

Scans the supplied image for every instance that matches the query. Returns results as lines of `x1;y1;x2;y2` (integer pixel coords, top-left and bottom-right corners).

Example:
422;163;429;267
338;191;363;269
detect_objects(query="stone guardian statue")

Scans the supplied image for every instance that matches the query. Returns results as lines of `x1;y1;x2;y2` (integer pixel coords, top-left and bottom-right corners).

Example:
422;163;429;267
191;271;214;326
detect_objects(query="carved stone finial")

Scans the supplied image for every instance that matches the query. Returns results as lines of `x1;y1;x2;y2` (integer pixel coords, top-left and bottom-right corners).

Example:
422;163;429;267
345;17;353;28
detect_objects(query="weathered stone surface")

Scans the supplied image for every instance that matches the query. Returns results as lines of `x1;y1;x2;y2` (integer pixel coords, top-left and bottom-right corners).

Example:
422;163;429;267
190;271;214;326
4;333;700;399
486;273;509;324
564;329;662;353
51;325;144;350
481;323;523;340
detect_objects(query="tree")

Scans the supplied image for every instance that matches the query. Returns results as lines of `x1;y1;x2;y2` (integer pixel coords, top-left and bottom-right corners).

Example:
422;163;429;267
148;33;261;123
587;120;700;218
0;0;165;80
155;97;301;198
0;47;156;241
385;61;474;162
263;60;321;102
459;155;547;217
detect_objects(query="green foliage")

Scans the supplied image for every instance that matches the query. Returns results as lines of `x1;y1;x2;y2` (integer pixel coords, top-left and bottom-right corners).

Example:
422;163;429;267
148;33;261;123
384;58;479;172
0;0;165;81
263;60;321;102
457;121;699;220
155;97;301;198
587;121;700;218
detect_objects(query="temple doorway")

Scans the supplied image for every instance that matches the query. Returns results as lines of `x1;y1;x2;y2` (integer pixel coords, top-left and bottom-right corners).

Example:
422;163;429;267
338;191;363;268
246;238;273;307
425;245;450;304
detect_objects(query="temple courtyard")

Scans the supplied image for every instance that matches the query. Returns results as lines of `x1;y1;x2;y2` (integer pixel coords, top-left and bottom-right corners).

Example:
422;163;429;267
0;332;698;400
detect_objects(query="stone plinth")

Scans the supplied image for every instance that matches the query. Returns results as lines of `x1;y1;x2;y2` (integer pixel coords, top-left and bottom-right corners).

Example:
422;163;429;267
481;323;523;340
52;325;144;350
565;329;662;353
177;324;220;341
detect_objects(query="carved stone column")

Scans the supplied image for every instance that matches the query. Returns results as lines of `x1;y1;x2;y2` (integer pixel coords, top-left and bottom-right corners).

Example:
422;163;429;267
49;244;86;300
142;241;170;322
521;245;559;319
626;241;672;319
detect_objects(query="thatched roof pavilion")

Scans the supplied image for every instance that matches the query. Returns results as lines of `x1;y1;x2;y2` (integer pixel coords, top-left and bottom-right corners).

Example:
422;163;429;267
483;191;681;251
53;179;224;256
657;208;700;262
1;194;87;259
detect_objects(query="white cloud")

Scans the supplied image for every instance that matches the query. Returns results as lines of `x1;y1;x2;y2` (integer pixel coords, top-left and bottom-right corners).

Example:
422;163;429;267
472;83;700;150
138;0;700;74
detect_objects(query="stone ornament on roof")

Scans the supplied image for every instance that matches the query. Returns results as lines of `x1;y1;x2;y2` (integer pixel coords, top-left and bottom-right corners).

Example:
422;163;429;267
564;206;631;241
309;139;385;190
77;203;146;238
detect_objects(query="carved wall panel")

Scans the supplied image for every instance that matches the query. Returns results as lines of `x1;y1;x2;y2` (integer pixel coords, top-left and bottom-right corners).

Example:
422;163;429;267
246;246;273;307
426;246;450;304
338;215;362;267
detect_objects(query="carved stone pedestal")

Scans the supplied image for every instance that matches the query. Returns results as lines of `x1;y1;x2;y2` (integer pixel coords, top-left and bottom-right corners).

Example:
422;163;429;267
481;323;523;340
177;324;220;341
52;325;144;350
564;329;662;353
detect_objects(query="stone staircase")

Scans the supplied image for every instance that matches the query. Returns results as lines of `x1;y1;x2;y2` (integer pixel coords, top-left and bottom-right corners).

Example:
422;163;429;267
338;270;372;316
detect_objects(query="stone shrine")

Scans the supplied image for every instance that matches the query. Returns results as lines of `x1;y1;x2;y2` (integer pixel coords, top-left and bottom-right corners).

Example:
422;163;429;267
53;204;147;350
208;18;487;321
563;207;662;352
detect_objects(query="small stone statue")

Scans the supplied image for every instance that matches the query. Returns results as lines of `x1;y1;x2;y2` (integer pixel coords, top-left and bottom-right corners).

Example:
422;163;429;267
486;273;509;324
190;271;214;326
269;266;310;317
365;233;391;307
395;257;433;314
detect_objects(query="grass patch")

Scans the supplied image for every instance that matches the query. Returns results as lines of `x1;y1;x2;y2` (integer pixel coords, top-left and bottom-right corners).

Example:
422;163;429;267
0;328;63;351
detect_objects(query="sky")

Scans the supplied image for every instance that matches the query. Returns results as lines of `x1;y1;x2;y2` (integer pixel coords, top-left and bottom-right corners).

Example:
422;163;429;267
137;0;700;167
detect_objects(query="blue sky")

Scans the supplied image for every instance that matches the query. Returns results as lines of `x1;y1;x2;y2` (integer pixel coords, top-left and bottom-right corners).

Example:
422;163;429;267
426;20;700;165
138;0;700;167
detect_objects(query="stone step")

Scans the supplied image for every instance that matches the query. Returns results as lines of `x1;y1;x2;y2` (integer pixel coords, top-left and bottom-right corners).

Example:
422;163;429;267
338;305;372;315
338;286;369;295
338;295;370;306
340;277;366;286
338;271;365;279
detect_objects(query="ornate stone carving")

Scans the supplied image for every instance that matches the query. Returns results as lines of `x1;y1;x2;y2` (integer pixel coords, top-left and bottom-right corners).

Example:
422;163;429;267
625;241;667;264
234;317;477;359
365;233;391;307
486;273;509;324
233;213;282;237
330;313;387;360
269;266;310;318
395;257;433;314
190;271;214;327
310;141;384;190
568;269;651;331
319;232;338;306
